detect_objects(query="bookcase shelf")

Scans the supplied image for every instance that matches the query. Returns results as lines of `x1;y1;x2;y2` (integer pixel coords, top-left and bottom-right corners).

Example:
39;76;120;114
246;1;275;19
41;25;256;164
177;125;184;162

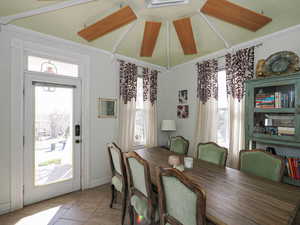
254;108;295;113
283;176;300;187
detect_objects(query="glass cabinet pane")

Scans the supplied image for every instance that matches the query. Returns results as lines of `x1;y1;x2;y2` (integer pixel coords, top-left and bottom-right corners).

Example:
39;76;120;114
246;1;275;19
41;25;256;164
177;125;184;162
254;84;295;109
253;113;296;137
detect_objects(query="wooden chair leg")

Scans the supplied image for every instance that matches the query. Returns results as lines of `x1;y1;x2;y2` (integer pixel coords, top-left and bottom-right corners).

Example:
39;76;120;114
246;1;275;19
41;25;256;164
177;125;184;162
110;185;115;208
128;205;134;225
121;191;127;225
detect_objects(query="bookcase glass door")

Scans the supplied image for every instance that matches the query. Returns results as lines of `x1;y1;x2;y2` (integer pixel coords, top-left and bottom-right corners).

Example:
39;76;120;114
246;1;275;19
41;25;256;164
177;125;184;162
252;82;299;142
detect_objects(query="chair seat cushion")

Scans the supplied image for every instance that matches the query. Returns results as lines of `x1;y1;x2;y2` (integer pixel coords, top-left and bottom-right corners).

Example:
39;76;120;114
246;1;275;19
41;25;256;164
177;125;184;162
130;195;159;222
112;176;123;192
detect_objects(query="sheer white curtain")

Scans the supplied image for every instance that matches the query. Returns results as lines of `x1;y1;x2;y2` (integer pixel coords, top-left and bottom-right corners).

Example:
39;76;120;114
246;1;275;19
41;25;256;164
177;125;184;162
143;68;158;147
117;60;138;152
193;59;219;156
225;46;255;168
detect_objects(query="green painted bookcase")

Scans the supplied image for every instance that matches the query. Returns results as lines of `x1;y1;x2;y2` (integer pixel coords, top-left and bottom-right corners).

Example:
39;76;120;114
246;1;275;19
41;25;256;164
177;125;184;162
245;73;300;186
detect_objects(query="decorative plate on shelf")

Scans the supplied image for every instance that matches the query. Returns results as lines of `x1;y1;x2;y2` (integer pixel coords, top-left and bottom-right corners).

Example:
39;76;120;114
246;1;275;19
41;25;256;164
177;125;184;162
263;51;300;76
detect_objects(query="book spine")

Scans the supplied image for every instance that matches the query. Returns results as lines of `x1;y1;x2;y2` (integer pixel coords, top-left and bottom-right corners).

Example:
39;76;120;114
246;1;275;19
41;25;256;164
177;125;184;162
286;159;291;177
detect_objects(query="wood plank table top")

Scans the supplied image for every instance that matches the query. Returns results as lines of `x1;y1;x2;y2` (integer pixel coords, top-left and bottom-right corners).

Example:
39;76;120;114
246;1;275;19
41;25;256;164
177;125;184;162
135;147;300;225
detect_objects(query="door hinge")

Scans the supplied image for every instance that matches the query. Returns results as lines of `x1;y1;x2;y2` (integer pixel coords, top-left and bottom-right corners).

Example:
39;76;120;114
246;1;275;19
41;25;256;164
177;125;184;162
23;185;25;195
23;89;25;96
23;136;25;147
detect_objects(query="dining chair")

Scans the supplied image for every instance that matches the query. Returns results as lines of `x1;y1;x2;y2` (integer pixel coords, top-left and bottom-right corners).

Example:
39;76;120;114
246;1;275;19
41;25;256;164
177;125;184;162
124;151;159;225
107;143;127;225
238;149;285;182
169;136;189;155
196;142;228;167
156;167;214;225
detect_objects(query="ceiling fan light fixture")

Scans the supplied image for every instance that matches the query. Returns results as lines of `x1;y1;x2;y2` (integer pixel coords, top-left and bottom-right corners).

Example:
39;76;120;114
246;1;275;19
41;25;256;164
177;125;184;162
146;0;189;8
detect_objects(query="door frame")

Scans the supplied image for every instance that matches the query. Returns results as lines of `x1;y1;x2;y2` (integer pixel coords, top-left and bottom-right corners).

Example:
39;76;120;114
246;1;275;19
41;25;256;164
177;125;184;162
10;38;91;211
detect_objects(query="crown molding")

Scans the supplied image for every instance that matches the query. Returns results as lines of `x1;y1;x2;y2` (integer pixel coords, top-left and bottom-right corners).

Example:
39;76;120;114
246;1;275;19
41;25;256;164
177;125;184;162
0;0;97;25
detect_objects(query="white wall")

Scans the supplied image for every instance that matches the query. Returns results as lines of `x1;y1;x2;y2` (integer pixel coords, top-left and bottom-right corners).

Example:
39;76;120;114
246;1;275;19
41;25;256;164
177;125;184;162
0;25;162;214
157;24;300;156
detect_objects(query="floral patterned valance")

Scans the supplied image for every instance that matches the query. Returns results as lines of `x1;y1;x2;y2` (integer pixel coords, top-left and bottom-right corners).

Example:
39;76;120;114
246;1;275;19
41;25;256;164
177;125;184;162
196;59;218;104
119;60;138;104
225;46;255;101
143;67;158;105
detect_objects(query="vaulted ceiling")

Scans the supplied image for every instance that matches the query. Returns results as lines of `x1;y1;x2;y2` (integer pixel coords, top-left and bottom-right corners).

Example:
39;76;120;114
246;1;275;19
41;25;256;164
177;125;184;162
1;0;300;67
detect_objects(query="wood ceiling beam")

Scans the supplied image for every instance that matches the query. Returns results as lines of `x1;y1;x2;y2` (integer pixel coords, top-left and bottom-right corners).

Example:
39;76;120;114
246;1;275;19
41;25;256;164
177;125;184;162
201;0;272;32
173;17;197;55
78;6;137;42
0;0;97;25
140;21;162;57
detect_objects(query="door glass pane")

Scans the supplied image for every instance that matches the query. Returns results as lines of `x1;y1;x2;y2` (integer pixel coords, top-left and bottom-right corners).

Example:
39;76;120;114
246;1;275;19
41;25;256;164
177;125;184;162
34;85;73;186
28;56;79;77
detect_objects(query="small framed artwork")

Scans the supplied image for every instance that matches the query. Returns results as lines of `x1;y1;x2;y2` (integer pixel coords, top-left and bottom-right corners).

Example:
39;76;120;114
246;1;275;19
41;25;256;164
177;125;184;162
178;90;188;104
177;105;189;119
98;98;117;118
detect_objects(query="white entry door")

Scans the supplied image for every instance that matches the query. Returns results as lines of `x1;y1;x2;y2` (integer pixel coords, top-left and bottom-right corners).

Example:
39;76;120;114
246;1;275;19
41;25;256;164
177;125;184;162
24;74;81;205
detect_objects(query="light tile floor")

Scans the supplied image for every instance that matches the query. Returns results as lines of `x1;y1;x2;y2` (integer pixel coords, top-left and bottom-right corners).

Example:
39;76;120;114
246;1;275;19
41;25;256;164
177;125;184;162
0;184;134;225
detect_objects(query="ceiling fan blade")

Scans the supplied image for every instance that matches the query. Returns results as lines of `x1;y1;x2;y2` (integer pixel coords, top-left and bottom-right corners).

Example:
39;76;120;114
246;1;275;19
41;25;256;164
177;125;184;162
78;6;137;42
201;0;272;31
140;21;162;57
173;17;197;55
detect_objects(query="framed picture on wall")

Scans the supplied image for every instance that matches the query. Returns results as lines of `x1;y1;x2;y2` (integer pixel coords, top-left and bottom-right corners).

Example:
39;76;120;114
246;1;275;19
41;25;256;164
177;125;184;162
178;90;188;104
98;98;117;118
177;105;189;119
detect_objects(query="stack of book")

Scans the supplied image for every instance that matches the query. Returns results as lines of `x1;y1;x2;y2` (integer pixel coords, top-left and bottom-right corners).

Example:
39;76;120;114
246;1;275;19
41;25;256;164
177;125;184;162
278;127;295;136
286;158;300;180
275;91;295;108
255;94;275;108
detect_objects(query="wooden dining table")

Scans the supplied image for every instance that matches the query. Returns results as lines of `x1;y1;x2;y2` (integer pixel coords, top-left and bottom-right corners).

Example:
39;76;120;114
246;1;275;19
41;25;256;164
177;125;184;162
135;147;300;225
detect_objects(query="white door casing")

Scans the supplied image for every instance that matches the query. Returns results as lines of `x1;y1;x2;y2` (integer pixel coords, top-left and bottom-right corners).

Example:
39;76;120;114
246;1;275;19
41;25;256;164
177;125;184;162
10;39;91;210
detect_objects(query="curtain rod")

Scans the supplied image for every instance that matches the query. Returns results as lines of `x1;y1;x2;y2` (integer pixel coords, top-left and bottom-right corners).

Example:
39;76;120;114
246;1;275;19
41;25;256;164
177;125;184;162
215;43;263;60
117;59;162;72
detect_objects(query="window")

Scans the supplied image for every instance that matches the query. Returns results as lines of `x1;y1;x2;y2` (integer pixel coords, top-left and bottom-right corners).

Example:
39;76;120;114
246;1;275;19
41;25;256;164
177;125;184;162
134;77;146;146
146;0;189;8
217;70;229;148
27;56;79;77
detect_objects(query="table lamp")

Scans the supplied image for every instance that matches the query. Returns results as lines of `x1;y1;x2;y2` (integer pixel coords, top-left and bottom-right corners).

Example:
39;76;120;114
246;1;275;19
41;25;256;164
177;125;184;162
161;120;176;146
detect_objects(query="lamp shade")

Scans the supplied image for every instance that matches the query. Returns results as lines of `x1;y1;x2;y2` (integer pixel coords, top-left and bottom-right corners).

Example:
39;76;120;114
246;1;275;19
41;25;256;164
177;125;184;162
161;120;176;131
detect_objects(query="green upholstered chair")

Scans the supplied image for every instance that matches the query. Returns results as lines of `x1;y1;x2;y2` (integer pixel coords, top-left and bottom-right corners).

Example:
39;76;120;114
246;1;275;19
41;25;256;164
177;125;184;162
169;136;189;155
107;143;127;225
196;142;228;167
124;151;159;225
156;167;214;225
238;150;285;182
124;152;159;225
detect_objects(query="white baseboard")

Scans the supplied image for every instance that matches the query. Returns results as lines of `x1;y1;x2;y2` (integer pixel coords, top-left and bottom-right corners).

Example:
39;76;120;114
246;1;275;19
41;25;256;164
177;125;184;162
89;176;111;189
0;202;11;215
